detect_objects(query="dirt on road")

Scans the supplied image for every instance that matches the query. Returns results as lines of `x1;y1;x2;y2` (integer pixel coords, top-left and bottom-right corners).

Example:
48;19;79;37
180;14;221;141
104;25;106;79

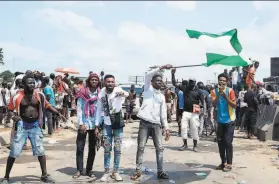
0;121;278;184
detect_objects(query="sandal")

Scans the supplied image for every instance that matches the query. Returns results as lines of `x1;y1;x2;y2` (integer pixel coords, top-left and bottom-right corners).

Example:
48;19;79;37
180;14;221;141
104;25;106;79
215;164;225;170
157;171;169;179
72;171;83;179
223;165;232;172
130;172;142;180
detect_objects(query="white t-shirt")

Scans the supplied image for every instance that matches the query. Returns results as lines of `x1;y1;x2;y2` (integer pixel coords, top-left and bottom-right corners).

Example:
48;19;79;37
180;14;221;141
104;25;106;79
232;71;238;85
95;87;129;126
0;88;11;106
238;90;247;108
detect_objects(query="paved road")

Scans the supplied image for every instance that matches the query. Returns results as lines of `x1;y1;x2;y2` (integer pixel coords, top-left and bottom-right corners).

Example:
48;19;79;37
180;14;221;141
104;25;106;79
0;122;278;184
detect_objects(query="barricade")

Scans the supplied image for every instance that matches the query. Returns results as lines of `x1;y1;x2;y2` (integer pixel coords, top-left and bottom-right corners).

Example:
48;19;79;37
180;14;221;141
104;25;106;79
255;104;266;129
257;105;279;141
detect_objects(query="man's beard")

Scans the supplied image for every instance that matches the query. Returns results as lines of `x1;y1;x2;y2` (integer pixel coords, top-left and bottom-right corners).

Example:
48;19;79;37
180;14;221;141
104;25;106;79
106;86;114;93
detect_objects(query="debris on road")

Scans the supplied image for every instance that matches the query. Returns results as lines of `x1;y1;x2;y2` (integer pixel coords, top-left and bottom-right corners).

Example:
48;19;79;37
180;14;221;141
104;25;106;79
141;167;154;173
169;180;176;183
48;140;59;144
203;144;211;147
224;174;235;179
270;145;279;149
122;139;136;149
236;166;247;169
238;180;248;184
185;162;204;168
195;172;207;176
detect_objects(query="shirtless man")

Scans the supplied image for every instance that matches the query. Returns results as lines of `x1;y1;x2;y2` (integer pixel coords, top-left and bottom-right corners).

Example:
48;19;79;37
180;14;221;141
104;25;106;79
1;73;64;184
245;61;259;90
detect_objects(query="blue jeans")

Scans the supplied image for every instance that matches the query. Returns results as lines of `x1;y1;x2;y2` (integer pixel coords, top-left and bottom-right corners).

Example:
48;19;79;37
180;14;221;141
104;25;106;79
102;125;123;172
10;121;45;158
136;120;164;172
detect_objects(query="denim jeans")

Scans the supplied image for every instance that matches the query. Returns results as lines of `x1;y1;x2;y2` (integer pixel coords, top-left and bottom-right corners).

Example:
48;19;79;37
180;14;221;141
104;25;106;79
136;119;164;172
103;125;123;172
217;122;234;165
10;120;44;158
46;110;53;135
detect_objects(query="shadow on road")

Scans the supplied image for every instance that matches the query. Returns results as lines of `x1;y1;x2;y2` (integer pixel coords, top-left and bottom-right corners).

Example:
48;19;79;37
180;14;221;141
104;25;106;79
0;175;41;183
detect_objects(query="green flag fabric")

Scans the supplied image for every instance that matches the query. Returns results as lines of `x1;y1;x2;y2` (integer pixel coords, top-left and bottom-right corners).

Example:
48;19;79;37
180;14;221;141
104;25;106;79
186;29;242;54
203;53;248;67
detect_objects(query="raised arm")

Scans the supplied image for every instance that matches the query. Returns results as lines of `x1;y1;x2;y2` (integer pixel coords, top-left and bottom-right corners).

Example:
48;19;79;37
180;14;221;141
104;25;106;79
144;64;173;91
144;68;161;91
171;69;180;89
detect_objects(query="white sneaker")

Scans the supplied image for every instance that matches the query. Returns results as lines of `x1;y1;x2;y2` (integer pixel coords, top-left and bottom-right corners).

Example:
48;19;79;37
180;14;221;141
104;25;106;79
111;172;123;181
100;172;110;182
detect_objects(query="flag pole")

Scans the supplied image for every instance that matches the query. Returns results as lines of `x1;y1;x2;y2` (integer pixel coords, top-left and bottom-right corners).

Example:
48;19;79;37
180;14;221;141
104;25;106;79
149;64;203;69
172;64;203;68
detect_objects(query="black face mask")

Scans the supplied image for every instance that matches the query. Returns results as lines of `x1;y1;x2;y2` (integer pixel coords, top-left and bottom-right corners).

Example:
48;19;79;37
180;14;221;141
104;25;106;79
189;81;196;89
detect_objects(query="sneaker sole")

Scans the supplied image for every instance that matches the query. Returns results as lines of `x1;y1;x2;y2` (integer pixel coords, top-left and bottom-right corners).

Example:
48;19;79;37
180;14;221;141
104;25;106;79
111;175;123;182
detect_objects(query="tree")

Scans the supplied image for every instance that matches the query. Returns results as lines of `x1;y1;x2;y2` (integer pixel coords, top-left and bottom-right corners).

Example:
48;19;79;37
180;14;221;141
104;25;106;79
0;70;14;83
0;48;3;65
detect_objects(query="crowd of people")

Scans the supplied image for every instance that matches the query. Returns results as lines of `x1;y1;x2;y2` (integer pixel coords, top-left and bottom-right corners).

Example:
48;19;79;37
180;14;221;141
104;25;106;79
0;60;277;183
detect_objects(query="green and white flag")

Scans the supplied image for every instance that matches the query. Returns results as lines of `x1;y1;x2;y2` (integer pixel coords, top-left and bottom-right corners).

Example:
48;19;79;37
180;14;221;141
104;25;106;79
186;29;249;67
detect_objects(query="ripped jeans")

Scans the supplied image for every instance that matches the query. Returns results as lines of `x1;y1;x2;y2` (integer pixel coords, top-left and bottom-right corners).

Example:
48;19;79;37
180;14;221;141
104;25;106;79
103;125;123;172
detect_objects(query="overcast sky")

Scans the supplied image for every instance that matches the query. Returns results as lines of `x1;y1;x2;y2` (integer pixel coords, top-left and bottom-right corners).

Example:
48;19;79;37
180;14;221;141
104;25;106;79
0;1;278;83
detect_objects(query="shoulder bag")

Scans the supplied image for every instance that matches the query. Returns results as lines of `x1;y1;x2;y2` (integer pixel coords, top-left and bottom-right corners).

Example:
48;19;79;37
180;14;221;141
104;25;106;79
105;94;125;130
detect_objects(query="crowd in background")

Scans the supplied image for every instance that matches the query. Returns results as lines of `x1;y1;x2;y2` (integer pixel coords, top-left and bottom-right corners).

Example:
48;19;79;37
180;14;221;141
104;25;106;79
1;61;279;183
0;70;105;134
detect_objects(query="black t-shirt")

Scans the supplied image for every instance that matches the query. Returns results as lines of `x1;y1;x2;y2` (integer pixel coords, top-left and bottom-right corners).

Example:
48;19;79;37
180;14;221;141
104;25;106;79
244;90;258;110
181;86;204;112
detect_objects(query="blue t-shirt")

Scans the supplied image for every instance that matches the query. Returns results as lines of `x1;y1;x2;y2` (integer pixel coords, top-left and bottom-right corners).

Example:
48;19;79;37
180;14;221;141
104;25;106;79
178;90;184;109
202;90;211;107
43;86;55;107
215;87;236;123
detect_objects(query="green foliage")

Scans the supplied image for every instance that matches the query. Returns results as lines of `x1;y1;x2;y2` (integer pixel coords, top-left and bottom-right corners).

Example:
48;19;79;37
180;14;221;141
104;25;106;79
0;70;14;83
0;48;3;65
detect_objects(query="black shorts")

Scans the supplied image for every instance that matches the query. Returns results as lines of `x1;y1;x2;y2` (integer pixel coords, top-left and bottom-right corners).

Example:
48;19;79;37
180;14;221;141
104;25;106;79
63;95;70;108
126;104;134;114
